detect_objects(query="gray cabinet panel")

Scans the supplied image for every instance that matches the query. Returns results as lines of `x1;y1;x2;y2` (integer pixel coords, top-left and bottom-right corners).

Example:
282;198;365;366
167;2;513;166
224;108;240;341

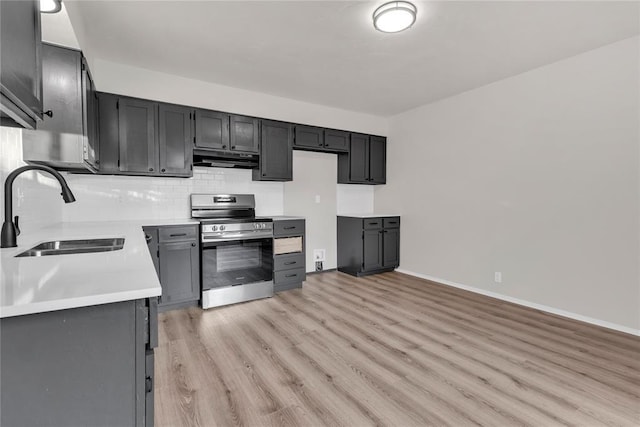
0;300;153;427
118;98;157;173
143;226;160;278
348;133;369;183
230;114;259;153
363;229;382;271
274;267;306;287
364;218;382;230
294;125;324;149
324;129;349;152
159;104;192;176
159;225;198;242
195;109;229;150
382;228;400;268
0;0;42;128
254;120;292;181
159;240;200;306
274;252;305;271
369;136;386;184
383;217;400;228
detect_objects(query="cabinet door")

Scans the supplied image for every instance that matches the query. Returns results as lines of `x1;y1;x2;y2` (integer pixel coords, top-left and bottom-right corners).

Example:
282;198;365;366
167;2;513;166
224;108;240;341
369;136;386;184
363;229;382;271
195;109;229;150
38;44;82;135
97;92;119;174
382;228;399;268
158;240;199;305
143;227;160;279
158;104;192;177
349;133;369;183
230;115;259;153
118;98;157;174
294;125;324;149
324;129;349;152
0;0;42;128
82;57;99;170
255;120;292;181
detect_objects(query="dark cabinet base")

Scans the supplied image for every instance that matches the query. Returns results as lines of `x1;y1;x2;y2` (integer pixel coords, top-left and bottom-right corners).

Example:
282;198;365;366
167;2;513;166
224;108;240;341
337;266;397;277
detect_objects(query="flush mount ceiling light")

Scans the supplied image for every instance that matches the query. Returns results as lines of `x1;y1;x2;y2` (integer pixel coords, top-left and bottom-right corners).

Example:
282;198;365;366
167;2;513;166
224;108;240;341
373;1;417;33
40;0;62;14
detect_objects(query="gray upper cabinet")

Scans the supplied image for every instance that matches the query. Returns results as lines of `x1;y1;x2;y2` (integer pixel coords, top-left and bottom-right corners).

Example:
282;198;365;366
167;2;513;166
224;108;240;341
323;129;349;152
118;98;158;174
33;44;99;170
230;115;259;153
294;125;324;150
194;110;229;150
158;104;193;177
253;120;292;181
98;93;193;177
0;0;42;129
338;134;386;185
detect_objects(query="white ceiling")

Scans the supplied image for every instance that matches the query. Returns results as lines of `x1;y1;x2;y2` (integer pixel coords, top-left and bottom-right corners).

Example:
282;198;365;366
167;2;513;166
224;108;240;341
63;1;639;116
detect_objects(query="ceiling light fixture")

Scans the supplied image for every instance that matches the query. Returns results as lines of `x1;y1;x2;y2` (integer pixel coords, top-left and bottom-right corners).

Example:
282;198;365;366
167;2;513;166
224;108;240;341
373;1;417;33
40;0;62;14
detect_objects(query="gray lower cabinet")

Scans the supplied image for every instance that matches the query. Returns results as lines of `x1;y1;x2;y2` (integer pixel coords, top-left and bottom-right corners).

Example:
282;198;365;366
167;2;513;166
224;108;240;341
144;225;200;311
273;219;306;292
337;216;400;277
0;298;158;427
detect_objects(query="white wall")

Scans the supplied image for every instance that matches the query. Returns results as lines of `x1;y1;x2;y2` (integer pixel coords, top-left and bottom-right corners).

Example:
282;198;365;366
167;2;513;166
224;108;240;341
375;36;640;332
284;151;338;272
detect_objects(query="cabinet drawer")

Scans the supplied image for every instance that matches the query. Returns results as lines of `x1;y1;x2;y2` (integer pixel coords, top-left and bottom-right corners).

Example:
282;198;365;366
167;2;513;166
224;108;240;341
274;236;303;255
363;218;383;230
383;217;400;228
274;267;306;286
158;225;198;242
274;253;305;271
273;220;305;237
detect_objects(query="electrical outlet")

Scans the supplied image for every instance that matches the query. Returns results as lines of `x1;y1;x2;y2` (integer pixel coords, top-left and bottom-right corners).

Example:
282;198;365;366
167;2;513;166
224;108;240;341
313;249;326;262
315;261;323;272
494;272;502;283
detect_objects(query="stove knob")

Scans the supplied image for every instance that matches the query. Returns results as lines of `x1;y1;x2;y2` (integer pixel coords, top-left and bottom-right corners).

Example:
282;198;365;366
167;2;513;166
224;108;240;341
261;223;266;229
219;225;225;231
212;225;218;231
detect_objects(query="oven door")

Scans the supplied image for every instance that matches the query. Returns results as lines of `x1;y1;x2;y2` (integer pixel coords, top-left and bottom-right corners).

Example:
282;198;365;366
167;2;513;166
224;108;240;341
201;237;273;291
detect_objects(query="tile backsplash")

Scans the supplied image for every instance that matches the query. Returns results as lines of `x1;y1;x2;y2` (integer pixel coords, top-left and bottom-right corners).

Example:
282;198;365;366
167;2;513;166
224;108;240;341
62;168;284;222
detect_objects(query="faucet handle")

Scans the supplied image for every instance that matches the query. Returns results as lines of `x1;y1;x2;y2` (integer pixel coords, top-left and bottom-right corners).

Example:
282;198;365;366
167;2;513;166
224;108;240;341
14;216;20;236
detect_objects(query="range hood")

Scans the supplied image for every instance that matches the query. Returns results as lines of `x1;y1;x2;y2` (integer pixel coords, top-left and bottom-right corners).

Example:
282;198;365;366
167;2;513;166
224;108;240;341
193;149;258;169
22;130;98;173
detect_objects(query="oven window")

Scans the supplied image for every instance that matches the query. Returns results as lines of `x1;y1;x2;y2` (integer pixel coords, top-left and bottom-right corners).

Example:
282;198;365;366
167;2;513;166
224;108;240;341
202;239;273;290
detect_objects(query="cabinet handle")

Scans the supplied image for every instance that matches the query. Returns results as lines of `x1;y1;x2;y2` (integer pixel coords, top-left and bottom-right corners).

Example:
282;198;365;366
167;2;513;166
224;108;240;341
285;274;298;278
191;242;196;247
170;233;188;237
145;376;153;393
43;109;53;118
369;222;379;225
161;168;166;172
145;234;152;244
231;146;236;149
318;142;323;146
149;167;154;172
284;261;297;265
284;226;296;230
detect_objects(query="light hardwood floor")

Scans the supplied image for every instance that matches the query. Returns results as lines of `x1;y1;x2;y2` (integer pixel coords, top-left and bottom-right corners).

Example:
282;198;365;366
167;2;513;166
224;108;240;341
155;271;640;426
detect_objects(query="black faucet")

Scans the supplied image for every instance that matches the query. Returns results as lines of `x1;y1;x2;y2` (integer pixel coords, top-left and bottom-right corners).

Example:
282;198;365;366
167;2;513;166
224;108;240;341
1;165;76;248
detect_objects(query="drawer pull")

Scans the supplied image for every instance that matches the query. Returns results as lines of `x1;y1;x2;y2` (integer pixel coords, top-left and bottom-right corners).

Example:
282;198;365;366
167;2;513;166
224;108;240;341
283;226;296;230
284;261;297;265
285;274;298;278
369;222;379;225
170;233;188;237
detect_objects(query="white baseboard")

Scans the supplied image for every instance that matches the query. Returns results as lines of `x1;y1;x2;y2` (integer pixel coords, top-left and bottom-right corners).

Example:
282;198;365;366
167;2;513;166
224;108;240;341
395;269;640;337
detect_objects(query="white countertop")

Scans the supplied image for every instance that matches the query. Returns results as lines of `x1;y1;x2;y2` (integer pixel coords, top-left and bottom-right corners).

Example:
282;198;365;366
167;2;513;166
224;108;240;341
0;220;180;318
338;213;401;218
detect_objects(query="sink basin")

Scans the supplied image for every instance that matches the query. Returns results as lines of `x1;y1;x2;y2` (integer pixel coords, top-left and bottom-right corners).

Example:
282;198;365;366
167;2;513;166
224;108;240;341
16;238;125;258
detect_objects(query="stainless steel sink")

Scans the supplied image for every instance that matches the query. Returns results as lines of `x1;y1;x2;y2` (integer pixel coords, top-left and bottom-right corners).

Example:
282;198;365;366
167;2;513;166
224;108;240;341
15;238;125;257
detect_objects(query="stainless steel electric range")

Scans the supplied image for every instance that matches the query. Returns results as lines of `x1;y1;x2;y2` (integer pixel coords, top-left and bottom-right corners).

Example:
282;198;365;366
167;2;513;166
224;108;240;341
191;194;274;309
